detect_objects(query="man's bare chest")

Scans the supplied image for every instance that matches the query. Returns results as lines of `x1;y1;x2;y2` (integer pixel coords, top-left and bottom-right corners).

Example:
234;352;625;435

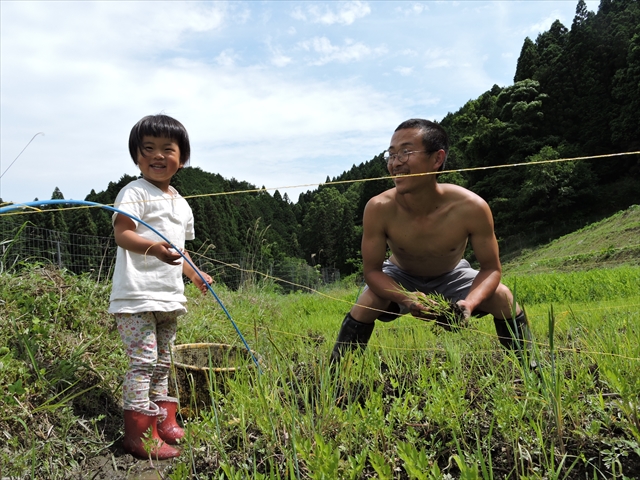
385;209;468;259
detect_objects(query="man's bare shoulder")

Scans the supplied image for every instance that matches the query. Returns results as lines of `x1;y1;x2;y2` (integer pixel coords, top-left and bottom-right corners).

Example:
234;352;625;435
367;188;397;208
438;183;494;233
439;183;489;208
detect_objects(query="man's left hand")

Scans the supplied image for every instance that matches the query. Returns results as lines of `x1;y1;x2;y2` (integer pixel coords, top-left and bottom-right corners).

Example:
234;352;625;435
456;300;472;320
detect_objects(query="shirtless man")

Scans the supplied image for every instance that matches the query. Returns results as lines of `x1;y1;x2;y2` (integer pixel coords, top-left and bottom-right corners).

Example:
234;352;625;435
331;118;532;363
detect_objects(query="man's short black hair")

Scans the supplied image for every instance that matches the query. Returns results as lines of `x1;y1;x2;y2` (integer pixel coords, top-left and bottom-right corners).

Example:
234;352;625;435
395;119;449;171
128;114;191;165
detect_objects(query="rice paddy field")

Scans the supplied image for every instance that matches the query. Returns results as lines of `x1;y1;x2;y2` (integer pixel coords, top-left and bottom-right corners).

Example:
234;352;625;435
1;261;639;479
2;204;640;480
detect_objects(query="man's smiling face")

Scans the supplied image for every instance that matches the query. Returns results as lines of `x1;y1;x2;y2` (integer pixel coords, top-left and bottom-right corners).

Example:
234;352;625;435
387;128;439;192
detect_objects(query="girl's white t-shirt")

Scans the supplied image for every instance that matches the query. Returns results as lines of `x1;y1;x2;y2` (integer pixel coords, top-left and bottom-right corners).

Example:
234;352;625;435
108;178;195;314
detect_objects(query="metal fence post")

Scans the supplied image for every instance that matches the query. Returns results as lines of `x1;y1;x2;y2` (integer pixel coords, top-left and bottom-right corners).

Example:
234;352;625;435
56;240;62;269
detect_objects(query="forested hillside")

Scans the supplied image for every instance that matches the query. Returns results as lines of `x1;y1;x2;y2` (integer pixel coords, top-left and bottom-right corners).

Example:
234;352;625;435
2;0;638;279
300;0;640;269
81;168;301;259
440;0;640;249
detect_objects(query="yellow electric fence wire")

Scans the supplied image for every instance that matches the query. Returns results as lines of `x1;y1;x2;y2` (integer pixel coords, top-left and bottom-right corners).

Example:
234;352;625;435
180;150;640;201
1;150;639;216
2;150;638;361
188;250;640;362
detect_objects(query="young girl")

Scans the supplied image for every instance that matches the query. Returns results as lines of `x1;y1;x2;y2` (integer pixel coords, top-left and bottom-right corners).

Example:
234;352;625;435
109;114;212;459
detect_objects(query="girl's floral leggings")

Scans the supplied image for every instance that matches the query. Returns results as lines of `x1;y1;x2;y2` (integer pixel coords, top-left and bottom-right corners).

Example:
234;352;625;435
115;311;179;413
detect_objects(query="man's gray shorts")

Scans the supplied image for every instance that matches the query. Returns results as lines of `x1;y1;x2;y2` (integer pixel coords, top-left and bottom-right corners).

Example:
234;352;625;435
362;259;488;321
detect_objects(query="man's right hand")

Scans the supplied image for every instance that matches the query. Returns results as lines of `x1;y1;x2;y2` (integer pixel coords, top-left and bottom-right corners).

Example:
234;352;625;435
406;293;440;320
406;295;469;330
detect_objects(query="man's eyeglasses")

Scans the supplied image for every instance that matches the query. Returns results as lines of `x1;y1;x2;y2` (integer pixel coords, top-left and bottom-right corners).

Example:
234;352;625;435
383;149;433;165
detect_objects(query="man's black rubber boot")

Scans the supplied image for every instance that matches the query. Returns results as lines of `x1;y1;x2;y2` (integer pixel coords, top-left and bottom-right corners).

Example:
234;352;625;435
493;311;537;368
330;313;375;363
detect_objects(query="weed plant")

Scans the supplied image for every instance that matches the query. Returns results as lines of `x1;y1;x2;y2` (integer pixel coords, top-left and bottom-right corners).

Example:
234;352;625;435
1;265;639;478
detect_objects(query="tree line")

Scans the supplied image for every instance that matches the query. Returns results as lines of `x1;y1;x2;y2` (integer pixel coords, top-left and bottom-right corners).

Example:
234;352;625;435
1;0;638;281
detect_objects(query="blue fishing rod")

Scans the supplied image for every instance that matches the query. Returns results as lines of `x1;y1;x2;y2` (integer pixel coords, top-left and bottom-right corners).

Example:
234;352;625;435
0;199;262;372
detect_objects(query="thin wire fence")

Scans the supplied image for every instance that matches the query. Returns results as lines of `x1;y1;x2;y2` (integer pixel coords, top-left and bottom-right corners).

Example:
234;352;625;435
2;222;639;363
0;224;116;281
195;250;340;292
0;224;340;292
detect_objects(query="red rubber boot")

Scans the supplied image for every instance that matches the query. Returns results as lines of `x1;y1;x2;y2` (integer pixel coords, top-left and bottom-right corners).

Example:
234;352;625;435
156;400;185;445
123;408;180;459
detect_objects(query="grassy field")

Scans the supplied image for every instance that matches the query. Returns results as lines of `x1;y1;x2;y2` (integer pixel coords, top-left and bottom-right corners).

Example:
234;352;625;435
1;208;639;479
501;205;640;275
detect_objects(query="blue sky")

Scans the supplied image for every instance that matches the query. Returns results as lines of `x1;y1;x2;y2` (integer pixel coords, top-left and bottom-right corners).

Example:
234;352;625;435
0;0;599;204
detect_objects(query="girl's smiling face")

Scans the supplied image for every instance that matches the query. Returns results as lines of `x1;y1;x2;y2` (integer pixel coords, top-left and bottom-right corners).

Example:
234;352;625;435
136;136;183;192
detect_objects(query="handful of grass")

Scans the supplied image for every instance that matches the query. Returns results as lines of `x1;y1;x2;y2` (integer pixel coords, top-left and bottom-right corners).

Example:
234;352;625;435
394;287;468;331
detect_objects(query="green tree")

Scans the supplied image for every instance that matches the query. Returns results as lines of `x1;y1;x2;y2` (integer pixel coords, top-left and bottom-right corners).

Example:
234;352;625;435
611;25;640;151
300;187;357;272
514;37;539;82
85;174;138;237
517;145;597;236
65;205;106;275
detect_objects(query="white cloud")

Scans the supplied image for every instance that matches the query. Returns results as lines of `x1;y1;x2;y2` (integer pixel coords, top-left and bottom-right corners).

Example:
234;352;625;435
216;50;239;67
425;58;454;69
2;2;226;64
1;56;399;202
423;48;454;69
298;37;386;65
527;12;565;36
265;38;293;67
271;51;293;68
231;4;252;24
396;3;429;16
400;48;418;57
0;3;399;202
291;1;371;25
1;0;601;204
291;6;307;22
394;66;414;76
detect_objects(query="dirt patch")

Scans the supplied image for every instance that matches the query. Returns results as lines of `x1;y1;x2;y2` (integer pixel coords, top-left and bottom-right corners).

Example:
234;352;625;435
70;450;175;480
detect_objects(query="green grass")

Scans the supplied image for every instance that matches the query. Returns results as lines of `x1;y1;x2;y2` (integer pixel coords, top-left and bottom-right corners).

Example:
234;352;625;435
1;263;639;479
1;206;640;478
503;266;640;304
503;205;640;274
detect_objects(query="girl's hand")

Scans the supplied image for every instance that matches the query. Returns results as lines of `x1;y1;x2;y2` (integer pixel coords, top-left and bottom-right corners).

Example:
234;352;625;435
193;271;213;294
114;215;182;266
149;243;183;265
181;251;211;293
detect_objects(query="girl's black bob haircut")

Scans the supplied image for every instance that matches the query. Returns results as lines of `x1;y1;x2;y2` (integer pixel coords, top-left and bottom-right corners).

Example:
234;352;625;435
128;114;191;165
